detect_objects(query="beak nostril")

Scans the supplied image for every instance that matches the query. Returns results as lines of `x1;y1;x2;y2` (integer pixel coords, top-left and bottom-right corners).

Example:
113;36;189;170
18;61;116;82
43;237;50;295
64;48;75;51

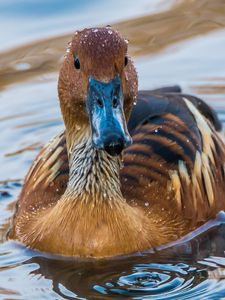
112;97;118;108
97;98;104;108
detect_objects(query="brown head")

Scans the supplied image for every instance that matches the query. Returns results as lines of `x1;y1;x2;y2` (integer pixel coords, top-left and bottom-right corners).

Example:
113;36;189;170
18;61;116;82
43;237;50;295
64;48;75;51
58;27;138;156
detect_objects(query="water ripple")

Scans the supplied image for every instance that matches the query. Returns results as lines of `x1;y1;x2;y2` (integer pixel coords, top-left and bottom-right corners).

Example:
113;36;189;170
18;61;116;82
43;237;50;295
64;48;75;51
93;261;225;299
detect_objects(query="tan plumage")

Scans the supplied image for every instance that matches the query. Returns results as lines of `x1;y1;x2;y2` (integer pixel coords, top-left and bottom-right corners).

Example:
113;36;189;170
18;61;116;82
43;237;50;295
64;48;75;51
9;28;225;258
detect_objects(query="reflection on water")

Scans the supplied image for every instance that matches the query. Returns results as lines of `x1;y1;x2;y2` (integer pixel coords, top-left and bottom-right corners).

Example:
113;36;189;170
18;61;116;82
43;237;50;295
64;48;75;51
1;0;225;299
1;220;225;299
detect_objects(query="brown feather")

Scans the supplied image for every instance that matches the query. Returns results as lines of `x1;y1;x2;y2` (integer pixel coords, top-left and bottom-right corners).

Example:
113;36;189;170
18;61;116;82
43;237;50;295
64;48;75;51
9;28;225;258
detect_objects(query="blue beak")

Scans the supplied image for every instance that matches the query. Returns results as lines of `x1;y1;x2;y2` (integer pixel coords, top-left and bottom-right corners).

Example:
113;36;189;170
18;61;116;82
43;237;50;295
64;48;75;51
86;76;132;156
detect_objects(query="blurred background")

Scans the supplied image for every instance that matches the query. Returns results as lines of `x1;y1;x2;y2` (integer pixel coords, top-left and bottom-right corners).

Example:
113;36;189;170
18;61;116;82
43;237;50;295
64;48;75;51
1;0;225;179
1;1;225;299
1;0;225;93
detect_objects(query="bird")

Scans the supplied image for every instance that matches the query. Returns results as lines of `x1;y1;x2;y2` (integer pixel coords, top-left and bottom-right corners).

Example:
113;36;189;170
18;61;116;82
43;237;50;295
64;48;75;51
8;27;225;258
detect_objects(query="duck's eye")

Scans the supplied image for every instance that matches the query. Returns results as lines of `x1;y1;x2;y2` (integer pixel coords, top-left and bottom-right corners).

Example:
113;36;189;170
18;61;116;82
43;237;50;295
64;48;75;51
74;57;80;70
124;56;128;67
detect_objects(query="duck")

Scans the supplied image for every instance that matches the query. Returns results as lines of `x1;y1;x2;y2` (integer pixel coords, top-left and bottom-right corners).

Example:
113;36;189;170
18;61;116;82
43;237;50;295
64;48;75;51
9;27;225;258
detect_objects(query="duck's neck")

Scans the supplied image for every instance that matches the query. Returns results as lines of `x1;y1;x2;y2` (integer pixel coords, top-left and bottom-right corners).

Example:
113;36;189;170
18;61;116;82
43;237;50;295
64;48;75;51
64;125;124;204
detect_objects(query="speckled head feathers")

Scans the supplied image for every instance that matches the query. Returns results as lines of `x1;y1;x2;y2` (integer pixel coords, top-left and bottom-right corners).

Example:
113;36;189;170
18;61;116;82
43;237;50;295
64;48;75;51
71;27;128;80
58;27;138;129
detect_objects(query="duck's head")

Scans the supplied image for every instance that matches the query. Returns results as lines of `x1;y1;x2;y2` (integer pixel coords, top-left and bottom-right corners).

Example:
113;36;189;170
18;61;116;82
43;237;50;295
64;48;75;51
58;27;138;156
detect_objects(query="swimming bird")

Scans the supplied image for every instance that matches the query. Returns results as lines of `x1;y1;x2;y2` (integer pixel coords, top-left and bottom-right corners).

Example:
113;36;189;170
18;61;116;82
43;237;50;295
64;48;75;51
9;27;225;258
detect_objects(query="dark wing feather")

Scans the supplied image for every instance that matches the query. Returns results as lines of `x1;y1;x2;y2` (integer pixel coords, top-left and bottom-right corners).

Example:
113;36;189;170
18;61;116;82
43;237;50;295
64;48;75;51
150;85;182;94
181;94;222;131
128;91;222;133
122;91;225;223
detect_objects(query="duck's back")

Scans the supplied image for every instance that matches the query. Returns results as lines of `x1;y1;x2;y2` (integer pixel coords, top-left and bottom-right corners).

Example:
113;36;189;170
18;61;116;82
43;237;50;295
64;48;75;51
121;90;225;225
11;88;225;231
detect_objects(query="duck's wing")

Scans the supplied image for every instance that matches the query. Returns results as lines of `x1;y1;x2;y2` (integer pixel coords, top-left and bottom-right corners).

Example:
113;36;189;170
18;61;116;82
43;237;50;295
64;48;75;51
128;90;222;133
121;91;225;224
149;85;182;94
14;131;69;216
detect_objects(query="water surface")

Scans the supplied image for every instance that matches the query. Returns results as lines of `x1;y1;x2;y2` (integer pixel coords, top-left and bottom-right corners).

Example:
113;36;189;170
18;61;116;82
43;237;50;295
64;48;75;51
1;1;225;299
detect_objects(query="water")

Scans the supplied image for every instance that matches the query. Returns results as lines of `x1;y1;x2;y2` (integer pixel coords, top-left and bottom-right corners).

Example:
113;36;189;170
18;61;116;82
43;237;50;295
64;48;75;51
1;0;225;299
